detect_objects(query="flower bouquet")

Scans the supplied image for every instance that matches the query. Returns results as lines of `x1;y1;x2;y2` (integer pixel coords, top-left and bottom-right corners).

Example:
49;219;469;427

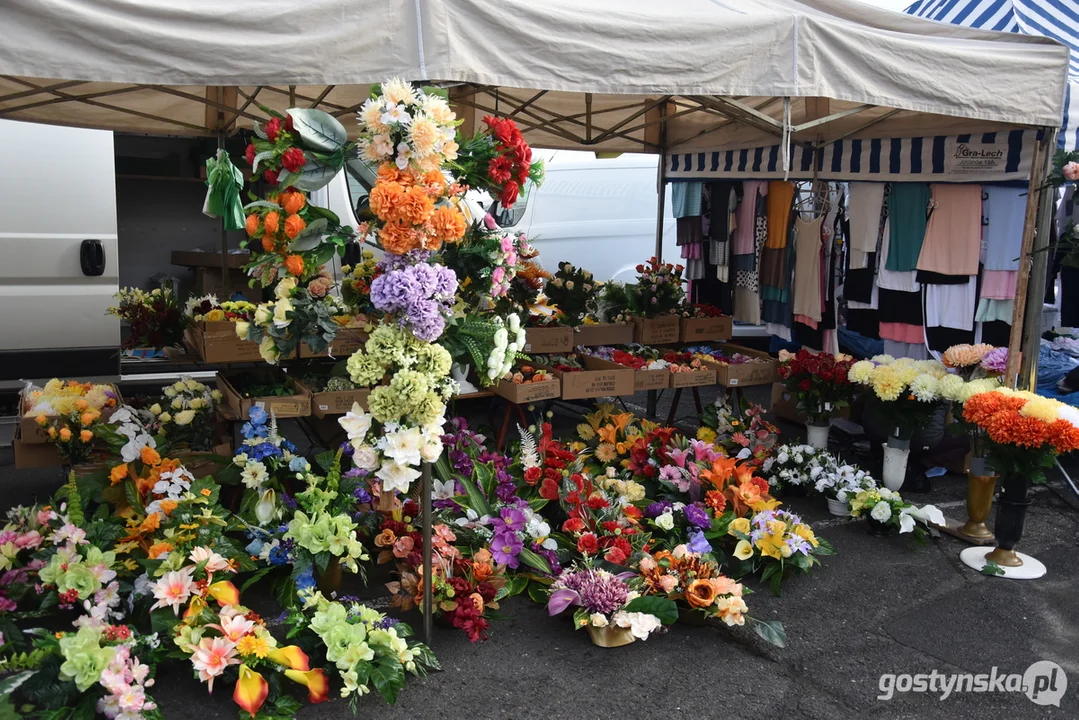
725;508;832;595
147;378;222;452
440;220;521;308
184;295;257;324
815;462;877;516
106;286;186;351
698;400;779;466
626;257;686;317
776;349;856;443
454;114;544;209
340;250;381;317
848;486;942;541
440;311;527;387
238;276;350;364
941;343;997;380
760;444;835;497
547;565;673;647
544;262;596;327
38;404;104;467
22;380;119;419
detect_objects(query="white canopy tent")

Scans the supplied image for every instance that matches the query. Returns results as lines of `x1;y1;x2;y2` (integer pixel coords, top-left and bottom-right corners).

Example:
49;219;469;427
0;0;1069;385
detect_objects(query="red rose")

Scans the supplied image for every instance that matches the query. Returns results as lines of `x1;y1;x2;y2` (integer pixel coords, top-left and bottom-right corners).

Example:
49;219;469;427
835;367;848;383
613;537;632;557
500;180;520;208
524;466;542;485
263;168;279;185
544;467;561;482
799;379;812;392
604;546;628;565
244;143;256;166
281;147;306;172
804;359;820;374
576;533;599;555
819;369;834;382
284;113;294;132
777;366;791;379
539;478;560;501
266;117;282;142
562;517;585;533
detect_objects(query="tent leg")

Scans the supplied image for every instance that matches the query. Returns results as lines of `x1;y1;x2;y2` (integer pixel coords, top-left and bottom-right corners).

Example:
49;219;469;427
1019;129;1059;389
217;130;230;298
1005;129;1054;387
421;461;433;644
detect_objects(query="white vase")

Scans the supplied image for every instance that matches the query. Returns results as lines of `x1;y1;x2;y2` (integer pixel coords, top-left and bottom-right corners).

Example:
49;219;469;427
826;497;850;517
881;442;910;491
806;423;830;450
451;362;479;395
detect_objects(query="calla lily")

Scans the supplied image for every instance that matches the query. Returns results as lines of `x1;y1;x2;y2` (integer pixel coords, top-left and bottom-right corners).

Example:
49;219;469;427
254;488;276;525
267;645;310;671
284;668;330;704
184;594;207;620
233;664;269;717
547;588;580;616
207;580;240;606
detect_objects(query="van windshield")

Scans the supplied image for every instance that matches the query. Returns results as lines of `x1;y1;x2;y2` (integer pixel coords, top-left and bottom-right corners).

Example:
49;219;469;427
345;158;377;210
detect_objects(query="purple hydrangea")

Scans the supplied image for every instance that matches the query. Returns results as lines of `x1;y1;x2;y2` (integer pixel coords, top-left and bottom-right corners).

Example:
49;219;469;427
369;258;457;342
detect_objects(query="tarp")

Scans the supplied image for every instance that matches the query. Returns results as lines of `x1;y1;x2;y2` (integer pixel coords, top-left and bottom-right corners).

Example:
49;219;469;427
905;0;1079;151
0;0;1070;153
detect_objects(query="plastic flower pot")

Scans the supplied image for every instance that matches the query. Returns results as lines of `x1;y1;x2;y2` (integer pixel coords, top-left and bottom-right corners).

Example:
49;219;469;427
958;458;996;541
826;497;850;517
805;423;830;450
985;474;1030;567
677;604;710;626
316;556;342;594
586;624;636;648
881;441;910;491
865;517;896;537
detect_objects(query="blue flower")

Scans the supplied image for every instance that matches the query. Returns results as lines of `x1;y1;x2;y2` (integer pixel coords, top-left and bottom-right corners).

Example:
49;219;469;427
248;406;268;425
294;566;315;589
687;530;712;555
288;456;307;472
268;545;292;566
245;539;264;556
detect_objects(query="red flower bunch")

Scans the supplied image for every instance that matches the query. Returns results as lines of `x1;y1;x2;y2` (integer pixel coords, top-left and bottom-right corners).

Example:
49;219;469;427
482;115;533;208
243;112;308;187
612;349;648;370
530;423;577;498
688;303;725;318
776;349;855;424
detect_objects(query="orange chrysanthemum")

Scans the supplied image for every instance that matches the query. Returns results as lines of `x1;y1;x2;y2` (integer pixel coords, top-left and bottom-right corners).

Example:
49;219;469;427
369;181;405;222
263;210;280;235
429;205;467;243
244;213;260;237
394;186;435;226
379;222;422;255
284;214;306;240
284;255;304;277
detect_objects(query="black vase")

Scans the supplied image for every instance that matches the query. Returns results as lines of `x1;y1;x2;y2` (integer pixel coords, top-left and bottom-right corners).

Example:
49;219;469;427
993;474;1030;551
866;517;896;537
783;483;808;498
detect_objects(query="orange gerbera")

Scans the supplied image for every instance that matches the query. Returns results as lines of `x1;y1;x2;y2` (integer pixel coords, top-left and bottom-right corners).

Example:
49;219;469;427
284;255;304;277
245;213;260;237
705;490;727;514
263;210;280;235
279;190;306;215
429;205;467;243
284;214;306;240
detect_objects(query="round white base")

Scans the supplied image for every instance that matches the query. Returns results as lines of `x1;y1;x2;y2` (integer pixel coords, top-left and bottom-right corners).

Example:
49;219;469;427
960;547;1047;580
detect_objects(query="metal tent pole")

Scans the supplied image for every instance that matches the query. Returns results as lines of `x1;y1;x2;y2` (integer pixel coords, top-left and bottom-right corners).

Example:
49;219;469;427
421;461;433;644
217;129;230;296
647;102;669;419
1019;127;1060;389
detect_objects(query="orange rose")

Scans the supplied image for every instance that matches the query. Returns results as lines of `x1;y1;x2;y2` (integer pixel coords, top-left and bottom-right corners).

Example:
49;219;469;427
59;427;72;442
263;210;280;235
284;214;306;239
430;205;467;243
375;529;396;547
47;427;57;439
469;592;485;613
35;414;47;426
279;190;306;215
158;499;179;516
685;578;718;609
75;399;89;412
80;410;99;426
140;445;161;466
79;429;93;443
109;464;129;485
261;236;276;253
284;255;305;277
245;213;261;237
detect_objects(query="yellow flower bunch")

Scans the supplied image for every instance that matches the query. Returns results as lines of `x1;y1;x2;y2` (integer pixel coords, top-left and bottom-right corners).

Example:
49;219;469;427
23;380;117;417
849;357;948;403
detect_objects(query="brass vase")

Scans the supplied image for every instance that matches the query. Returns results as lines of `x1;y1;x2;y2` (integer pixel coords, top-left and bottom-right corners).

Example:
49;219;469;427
586;624;636;648
958;463;997;541
316;556;342;594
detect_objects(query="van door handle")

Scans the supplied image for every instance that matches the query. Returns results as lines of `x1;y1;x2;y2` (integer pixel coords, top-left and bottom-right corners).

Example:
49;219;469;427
80;239;105;276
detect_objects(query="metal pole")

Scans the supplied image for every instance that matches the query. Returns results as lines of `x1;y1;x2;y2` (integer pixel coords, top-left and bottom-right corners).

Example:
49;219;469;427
421;461;433;644
217;129;230;299
1019;128;1060;390
647;102;668;419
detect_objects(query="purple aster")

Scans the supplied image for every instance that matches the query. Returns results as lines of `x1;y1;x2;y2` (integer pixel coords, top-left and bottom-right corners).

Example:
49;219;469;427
644;500;672;519
556;569;629;615
352;485;372;503
687;530;712;555
684;503;711;530
280;493;297;510
490;531;523;568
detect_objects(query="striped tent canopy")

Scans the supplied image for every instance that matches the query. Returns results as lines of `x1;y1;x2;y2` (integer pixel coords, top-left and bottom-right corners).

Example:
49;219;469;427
905;0;1079;150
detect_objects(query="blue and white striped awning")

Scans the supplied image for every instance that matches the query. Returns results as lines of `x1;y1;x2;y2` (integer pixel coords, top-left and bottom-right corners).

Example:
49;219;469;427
665;130;1040;182
905;0;1079;151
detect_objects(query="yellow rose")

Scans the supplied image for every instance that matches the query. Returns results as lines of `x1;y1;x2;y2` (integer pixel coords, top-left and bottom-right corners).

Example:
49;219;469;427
189;398;204;410
258;336;280;364
728;518;751;537
272;299;294;328
235;321;251;340
159;412;172;423
254;303;274;326
174;409;196;426
733;540;754;561
148;403;162;416
205;309;225;322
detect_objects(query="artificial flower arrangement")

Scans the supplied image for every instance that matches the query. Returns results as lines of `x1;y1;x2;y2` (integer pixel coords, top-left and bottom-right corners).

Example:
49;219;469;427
440;311;527;388
146;378;222;452
339;250;381;317
776;349;856;425
440;218;521;308
848;355;950;441
544;261;597;327
684;303;725;319
760;443;835;495
848;486;942;540
532;352;585;373
687;345;772;367
38;403;104;466
812;461;877;505
454;114;545;209
23;379;119;418
232;405;301;527
1048;148;1079;187
106;285;186;351
725;508;832;595
184;295;257;324
941;343;998;380
625;257;686;317
698;399;779;467
237;275;351;364
369;250;458;343
546;564;673;645
506;364;552;385
281;592;439;708
0;505;51;617
503;236;550;320
583;344;705;374
593;282;634;324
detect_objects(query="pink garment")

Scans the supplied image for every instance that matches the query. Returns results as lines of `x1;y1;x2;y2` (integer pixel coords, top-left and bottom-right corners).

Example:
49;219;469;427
733;181;766;256
980;270;1017;300
681;242;701;259
879;322;925;344
794;314;819;330
917;184;982;275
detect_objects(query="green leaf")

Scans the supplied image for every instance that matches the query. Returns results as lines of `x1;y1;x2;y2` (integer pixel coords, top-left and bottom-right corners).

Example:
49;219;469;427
240;567;274;593
750;617;787;648
243;200;283;212
457;474;493;518
526;580;550;604
124;480;144;513
623;596;679;625
503;575;528;598
293;155;341;192
369;657;407;705
528;498;549;512
150;608;180;636
517;547;552;575
287;109;348;153
288;218;329;251
305;205;341;226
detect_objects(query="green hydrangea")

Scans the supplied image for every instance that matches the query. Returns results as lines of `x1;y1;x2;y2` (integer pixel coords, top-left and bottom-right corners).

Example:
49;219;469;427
59;626;116;692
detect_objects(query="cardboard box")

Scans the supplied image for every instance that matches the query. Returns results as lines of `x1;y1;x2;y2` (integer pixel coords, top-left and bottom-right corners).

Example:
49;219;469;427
187;322;269;363
573;323;635;347
680;316;733;343
553;365;634;400
696;343;778;387
13;427;111;471
583;356;667;392
20;384;122;444
171;440;234;479
217;369;311;419
293;380;372;419
523;326;573;354
633;316;681;345
670;366;717;389
770;383;851;425
299;327;370;359
493;377;561;404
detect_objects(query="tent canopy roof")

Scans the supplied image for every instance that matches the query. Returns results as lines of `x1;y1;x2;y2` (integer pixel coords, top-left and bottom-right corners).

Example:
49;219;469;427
0;0;1070;152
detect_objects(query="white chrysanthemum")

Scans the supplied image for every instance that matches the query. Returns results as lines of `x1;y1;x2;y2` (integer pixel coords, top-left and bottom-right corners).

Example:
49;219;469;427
409;114;440;158
849;360;875;384
909;374;939;403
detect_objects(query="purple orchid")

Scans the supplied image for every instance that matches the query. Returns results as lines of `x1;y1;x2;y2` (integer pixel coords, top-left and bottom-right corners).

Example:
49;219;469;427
490;531;523;568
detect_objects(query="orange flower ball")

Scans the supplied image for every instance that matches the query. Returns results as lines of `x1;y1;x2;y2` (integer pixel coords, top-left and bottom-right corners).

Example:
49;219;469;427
284;255;305;277
244;213;261;237
279;189;307;215
284;214;306;240
369;181;405;222
263;210;280;235
379;222;421;255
